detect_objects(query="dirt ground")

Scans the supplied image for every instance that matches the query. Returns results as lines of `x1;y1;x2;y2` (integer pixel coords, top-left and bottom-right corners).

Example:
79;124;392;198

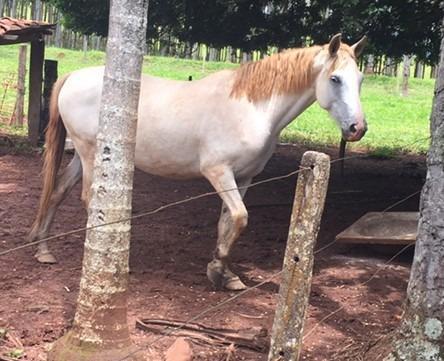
0;138;425;361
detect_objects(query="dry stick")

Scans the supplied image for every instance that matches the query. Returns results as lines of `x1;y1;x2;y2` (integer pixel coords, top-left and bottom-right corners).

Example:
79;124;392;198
118;270;284;361
117;184;421;361
268;151;331;361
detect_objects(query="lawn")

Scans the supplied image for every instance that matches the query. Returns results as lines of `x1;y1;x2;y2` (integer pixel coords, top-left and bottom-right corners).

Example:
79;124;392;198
0;44;433;155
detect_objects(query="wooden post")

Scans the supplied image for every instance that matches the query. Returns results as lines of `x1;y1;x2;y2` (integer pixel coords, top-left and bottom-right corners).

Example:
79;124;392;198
28;38;45;146
339;138;347;177
14;44;27;126
40;60;58;142
268;151;331;361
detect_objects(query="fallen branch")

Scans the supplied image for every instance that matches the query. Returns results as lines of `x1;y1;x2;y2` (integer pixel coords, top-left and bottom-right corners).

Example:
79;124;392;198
136;318;268;352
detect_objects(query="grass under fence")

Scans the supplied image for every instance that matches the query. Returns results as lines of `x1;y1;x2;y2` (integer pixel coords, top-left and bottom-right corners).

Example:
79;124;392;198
0;44;434;156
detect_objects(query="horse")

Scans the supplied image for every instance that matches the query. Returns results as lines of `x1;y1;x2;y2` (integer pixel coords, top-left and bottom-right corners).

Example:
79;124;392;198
29;34;367;290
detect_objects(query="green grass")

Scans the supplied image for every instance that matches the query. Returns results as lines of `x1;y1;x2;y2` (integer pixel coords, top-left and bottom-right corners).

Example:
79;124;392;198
282;75;433;155
0;44;434;155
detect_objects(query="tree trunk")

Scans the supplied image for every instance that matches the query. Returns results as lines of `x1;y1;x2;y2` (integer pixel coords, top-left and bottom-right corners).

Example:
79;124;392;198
47;0;149;360
402;55;412;96
0;0;4;17
415;61;425;78
364;54;374;74
10;0;16;18
54;11;62;48
385;57;395;76
82;34;88;59
208;47;218;62
381;21;444;361
32;0;42;20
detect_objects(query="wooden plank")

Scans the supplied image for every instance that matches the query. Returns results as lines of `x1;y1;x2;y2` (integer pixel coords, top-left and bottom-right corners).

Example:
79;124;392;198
27;38;44;146
335;212;418;245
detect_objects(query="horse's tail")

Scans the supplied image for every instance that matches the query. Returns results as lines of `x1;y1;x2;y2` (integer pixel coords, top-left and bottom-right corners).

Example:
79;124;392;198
30;73;70;237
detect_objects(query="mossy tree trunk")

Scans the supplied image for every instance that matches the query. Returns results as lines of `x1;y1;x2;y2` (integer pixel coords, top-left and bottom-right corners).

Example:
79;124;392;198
384;20;444;361
48;0;149;360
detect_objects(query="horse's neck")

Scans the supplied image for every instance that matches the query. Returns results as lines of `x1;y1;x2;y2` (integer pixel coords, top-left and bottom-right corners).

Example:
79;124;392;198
259;87;317;136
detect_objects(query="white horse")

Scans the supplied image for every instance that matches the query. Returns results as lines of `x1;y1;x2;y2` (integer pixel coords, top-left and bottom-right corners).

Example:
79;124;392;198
29;34;367;290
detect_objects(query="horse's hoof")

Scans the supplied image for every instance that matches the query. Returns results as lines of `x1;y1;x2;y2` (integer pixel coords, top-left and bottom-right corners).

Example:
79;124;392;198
207;260;246;291
35;251;57;264
224;276;247;291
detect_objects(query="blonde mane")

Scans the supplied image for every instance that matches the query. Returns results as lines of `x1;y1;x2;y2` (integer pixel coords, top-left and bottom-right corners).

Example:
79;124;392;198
230;46;322;102
230;43;356;102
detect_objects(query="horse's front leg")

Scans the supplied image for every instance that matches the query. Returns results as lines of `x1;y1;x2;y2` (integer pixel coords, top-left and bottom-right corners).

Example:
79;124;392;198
203;166;251;290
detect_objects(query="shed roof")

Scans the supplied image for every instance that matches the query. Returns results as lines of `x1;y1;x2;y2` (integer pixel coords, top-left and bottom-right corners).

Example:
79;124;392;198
0;17;55;45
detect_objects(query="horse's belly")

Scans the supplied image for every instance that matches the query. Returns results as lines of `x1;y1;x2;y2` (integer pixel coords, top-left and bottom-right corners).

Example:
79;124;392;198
134;138;202;179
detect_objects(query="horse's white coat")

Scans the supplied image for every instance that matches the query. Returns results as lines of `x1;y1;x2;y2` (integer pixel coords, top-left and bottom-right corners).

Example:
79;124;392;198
33;36;367;290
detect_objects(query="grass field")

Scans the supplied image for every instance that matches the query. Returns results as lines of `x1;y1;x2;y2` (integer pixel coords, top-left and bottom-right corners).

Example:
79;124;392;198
0;45;434;155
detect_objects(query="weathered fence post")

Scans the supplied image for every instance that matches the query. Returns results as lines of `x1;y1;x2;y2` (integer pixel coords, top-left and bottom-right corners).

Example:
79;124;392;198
39;59;58;143
27;37;44;146
268;151;331;361
13;44;27;126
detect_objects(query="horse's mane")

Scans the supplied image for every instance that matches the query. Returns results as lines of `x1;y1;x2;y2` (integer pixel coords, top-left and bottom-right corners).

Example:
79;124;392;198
230;46;322;102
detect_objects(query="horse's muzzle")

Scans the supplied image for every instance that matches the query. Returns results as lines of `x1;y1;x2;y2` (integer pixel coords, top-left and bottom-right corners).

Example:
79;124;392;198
343;121;367;142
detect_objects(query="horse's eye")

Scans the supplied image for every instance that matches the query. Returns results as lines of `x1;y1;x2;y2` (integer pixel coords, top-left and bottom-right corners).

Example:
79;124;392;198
330;75;341;84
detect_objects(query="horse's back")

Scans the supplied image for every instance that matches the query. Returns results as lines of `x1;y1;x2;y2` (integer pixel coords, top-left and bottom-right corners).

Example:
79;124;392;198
58;66;271;180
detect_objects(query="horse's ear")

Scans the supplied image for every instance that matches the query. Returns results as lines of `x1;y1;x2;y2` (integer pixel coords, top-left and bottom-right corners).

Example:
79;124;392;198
351;36;367;58
328;33;342;57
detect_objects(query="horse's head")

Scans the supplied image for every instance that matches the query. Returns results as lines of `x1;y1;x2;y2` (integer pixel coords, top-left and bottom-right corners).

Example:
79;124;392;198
314;34;367;142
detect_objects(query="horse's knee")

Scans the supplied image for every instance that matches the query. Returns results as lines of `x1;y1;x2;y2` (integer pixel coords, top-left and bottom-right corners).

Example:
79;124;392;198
232;209;248;233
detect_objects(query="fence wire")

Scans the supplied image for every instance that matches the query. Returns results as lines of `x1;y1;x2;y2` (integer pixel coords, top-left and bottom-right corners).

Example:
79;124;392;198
0;149;426;360
0;71;18;124
115;188;421;361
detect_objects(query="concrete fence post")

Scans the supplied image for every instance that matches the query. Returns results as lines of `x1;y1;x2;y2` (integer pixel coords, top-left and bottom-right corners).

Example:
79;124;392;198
268;151;331;361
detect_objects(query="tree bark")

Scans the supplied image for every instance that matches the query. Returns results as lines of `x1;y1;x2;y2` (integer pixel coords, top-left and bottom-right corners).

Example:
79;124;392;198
364;54;374;74
268;152;330;361
47;0;149;360
54;11;62;48
10;0;16;18
402;55;412;96
383;20;444;361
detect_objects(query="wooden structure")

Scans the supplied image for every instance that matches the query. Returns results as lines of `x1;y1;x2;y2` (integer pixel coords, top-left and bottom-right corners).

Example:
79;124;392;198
269;151;331;361
0;17;55;145
335;212;418;245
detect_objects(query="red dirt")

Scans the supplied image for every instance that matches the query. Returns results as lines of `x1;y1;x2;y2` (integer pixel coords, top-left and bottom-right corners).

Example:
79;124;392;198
0;140;425;360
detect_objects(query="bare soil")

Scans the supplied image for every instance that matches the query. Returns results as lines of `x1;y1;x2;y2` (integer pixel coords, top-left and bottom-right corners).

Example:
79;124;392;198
0;138;425;360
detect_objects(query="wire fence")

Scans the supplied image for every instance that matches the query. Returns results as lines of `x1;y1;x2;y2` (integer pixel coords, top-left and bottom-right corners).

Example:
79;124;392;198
0;71;18;124
117;189;421;361
0;151;425;360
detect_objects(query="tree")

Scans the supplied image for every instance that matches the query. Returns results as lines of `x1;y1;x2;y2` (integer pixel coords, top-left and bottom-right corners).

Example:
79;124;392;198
370;18;444;361
47;0;149;359
309;0;443;64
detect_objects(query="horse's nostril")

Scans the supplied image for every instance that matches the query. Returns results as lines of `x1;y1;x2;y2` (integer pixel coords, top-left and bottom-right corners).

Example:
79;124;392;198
349;124;357;133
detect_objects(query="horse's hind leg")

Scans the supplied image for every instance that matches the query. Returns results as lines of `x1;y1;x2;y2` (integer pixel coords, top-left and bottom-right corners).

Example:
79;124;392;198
203;166;250;290
30;153;82;263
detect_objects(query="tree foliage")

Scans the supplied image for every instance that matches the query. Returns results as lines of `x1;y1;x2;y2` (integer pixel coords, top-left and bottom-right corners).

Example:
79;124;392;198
49;0;443;63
